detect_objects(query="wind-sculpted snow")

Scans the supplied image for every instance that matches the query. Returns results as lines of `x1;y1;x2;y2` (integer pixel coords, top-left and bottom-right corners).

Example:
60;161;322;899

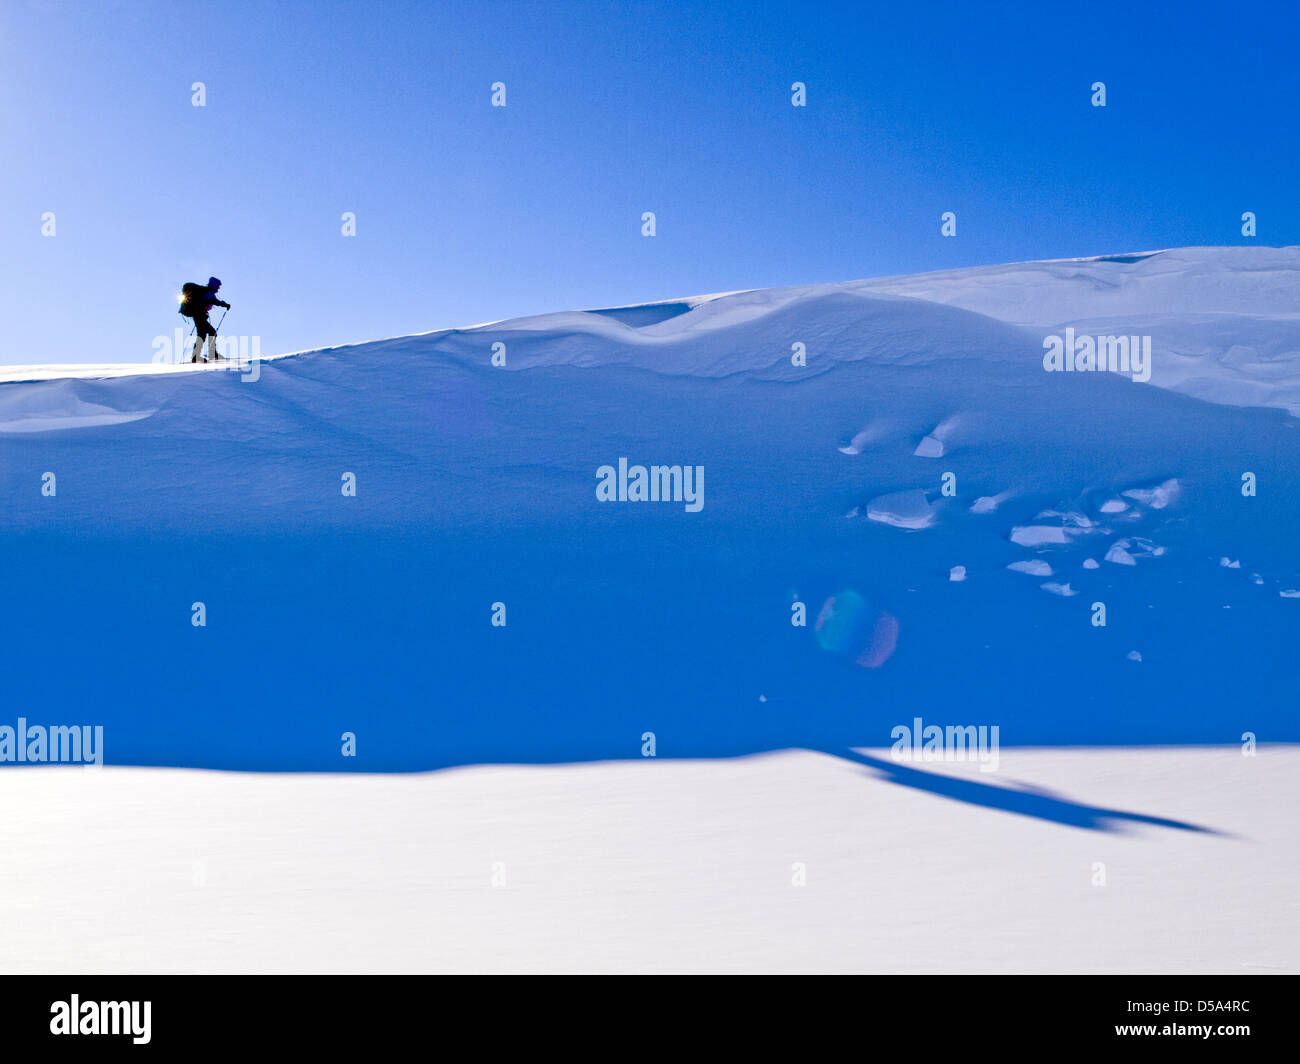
0;248;1296;771
0;378;157;433
850;245;1300;415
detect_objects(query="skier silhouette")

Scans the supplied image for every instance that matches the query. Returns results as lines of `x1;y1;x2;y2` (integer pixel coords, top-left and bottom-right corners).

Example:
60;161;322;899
179;277;231;362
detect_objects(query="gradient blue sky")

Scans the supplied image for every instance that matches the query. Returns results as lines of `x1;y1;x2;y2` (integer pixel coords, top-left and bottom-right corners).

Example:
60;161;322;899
1;0;1295;364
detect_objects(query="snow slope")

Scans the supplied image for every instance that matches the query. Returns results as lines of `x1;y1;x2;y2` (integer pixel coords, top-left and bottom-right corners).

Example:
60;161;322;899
0;247;1297;772
2;246;1297;973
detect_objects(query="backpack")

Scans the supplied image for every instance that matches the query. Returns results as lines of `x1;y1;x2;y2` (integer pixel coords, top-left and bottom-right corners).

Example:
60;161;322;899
178;282;207;318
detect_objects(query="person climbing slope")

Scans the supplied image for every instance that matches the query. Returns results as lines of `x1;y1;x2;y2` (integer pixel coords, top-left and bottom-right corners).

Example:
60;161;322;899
178;276;231;362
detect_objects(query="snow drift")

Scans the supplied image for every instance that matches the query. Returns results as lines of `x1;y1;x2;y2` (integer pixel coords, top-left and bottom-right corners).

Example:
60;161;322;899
1;247;1296;771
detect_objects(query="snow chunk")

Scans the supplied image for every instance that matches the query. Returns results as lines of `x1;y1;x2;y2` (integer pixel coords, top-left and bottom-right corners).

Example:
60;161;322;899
1127;651;1143;662
1220;557;1240;569
1106;541;1137;566
1082;558;1100;569
1010;525;1069;547
1099;499;1129;514
865;489;935;530
1035;508;1099;532
1041;582;1078;597
839;423;888;455
1122;478;1181;510
1107;537;1164;565
949;565;967;582
1281;590;1300;599
1007;559;1053;577
913;434;944;458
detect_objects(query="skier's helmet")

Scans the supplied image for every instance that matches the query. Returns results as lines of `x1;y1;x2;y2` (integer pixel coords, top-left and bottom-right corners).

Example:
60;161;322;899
208;276;221;289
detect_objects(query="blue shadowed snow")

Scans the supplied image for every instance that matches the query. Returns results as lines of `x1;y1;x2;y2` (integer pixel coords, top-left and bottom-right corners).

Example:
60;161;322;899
1093;254;1159;265
585;302;695;327
1;249;1297;772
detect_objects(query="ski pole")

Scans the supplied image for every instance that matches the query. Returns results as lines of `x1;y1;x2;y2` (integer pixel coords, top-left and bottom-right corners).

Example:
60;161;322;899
195;306;227;362
211;307;229;360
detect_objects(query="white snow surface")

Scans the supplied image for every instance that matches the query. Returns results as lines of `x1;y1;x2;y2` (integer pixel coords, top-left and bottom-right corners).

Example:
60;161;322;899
1;748;1295;974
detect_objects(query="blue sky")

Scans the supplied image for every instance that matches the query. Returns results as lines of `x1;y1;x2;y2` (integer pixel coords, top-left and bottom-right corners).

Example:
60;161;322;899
0;0;1295;364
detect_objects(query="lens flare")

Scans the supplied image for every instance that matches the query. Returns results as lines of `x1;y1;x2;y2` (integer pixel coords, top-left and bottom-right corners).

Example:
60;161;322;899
814;589;899;668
